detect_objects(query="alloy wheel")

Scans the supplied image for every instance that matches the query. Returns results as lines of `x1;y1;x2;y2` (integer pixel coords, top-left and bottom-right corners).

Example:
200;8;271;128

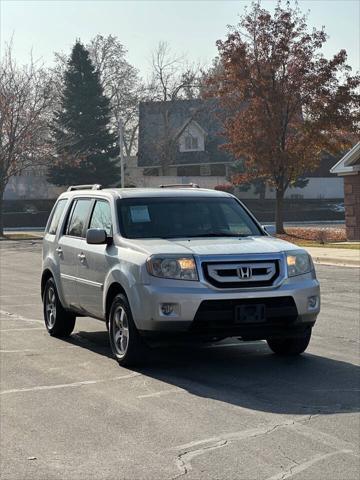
112;306;129;357
45;286;57;329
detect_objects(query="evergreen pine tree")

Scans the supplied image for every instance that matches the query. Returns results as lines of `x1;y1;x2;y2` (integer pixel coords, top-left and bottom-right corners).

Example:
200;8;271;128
48;41;120;187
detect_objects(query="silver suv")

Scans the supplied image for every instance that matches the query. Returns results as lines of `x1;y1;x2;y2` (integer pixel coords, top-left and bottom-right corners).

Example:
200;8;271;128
42;184;320;365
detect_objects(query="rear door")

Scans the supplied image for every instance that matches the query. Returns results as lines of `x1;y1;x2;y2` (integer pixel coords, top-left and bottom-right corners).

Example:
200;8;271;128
57;198;93;310
77;198;115;318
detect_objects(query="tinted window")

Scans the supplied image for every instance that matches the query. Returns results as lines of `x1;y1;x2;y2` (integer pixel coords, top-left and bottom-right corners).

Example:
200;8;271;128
89;200;112;235
48;199;67;235
118;197;262;239
67;199;92;237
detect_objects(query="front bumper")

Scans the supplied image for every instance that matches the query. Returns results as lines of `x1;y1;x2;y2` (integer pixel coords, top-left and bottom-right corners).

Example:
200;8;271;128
132;273;320;338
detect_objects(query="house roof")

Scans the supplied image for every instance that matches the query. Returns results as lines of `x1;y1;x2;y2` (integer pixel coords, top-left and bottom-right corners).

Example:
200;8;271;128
330;142;360;176
137;98;233;167
175;118;208;139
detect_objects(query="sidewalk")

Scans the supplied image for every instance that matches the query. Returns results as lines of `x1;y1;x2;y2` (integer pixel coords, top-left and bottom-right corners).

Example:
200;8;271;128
1;231;43;241
305;246;360;268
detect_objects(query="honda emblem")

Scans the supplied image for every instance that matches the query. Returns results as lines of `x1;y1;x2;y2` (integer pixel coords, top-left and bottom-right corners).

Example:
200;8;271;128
237;266;252;279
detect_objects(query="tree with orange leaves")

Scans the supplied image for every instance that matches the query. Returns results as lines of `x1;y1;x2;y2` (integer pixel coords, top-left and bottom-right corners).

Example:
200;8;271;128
207;1;359;233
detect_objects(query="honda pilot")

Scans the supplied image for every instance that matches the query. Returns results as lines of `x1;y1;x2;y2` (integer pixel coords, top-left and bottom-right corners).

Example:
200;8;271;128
41;184;320;365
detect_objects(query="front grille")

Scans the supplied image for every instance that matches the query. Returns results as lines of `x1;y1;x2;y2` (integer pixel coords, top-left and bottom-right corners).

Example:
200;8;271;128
203;260;279;288
191;297;298;333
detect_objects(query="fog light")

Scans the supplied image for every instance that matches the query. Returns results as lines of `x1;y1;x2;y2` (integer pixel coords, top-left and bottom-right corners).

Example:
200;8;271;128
308;296;319;310
161;303;177;316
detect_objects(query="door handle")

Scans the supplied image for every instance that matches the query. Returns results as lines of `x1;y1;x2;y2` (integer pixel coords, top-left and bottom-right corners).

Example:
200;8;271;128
55;247;63;256
78;252;86;262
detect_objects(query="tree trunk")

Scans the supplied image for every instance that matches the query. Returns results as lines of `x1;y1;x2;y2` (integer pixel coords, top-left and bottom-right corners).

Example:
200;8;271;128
259;181;266;201
275;188;286;234
0;186;5;238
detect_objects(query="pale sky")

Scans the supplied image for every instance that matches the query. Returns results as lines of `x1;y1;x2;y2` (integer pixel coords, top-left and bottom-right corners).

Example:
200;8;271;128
1;0;359;79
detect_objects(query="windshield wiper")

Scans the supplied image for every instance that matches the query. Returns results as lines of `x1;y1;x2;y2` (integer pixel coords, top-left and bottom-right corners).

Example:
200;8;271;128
162;233;251;238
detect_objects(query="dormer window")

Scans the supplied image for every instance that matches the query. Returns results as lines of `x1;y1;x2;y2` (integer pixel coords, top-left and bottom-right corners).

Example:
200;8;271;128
178;120;206;153
184;135;199;151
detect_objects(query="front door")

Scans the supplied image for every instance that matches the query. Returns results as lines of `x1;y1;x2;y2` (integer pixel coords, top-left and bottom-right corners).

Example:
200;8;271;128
77;199;116;318
58;197;94;310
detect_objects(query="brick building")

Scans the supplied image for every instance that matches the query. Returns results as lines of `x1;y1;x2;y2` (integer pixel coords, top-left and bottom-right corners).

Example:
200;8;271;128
331;142;360;240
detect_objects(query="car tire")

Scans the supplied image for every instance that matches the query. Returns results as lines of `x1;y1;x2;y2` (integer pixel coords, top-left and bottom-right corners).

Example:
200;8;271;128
267;329;312;356
108;294;146;366
43;277;76;337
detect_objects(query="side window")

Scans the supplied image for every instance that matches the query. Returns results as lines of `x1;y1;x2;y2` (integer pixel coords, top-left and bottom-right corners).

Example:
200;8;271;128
89;200;112;235
67;199;93;238
47;199;67;235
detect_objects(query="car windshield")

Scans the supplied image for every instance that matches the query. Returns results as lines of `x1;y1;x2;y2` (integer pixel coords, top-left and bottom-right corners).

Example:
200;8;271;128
117;196;263;239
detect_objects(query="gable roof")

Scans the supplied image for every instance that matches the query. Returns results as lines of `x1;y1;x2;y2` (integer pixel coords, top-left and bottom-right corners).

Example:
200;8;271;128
330;142;360;176
175;118;207;139
137;98;233;167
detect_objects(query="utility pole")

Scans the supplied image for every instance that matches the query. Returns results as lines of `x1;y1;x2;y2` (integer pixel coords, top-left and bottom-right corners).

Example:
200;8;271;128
118;117;125;188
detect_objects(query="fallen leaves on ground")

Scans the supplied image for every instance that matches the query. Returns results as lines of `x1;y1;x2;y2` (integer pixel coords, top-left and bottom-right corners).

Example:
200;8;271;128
277;226;347;245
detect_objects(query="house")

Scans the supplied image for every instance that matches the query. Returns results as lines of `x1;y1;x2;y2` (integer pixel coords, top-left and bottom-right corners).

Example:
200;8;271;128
138;98;232;178
137;98;344;199
283;154;344;200
331;142;360;240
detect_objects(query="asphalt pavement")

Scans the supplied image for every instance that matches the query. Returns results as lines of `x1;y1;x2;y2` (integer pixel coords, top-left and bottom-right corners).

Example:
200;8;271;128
0;240;359;480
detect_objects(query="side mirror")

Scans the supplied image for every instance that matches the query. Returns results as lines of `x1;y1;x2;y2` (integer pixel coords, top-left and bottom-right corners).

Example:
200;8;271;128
263;224;276;236
86;229;108;245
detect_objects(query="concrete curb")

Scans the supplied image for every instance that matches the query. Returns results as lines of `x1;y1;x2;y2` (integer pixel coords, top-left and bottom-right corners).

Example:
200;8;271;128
312;257;360;268
305;246;360;269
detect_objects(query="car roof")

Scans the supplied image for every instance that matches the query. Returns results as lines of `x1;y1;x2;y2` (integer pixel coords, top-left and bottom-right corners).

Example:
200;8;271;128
58;187;233;200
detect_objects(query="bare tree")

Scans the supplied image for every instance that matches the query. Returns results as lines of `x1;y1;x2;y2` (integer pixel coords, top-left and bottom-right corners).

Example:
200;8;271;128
148;41;200;102
146;41;201;174
53;35;142;157
0;43;54;236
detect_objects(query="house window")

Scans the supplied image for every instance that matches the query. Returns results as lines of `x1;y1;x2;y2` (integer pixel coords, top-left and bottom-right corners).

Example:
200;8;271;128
177;165;201;176
179;120;206;153
184;135;199;151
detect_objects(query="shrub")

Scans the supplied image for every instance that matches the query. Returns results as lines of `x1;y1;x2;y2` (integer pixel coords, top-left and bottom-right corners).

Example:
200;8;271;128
214;183;235;194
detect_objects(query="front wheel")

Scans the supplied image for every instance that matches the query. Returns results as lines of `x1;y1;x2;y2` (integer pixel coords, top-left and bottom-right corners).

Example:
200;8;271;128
108;294;147;366
267;329;312;356
43;278;76;337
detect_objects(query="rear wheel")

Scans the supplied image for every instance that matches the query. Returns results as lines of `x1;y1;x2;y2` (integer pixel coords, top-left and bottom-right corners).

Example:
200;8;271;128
267;329;312;356
43;278;76;337
108;294;147;366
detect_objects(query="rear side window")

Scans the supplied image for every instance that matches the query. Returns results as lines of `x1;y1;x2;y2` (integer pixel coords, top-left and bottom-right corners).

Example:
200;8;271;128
47;199;67;235
89;200;112;235
67;199;93;237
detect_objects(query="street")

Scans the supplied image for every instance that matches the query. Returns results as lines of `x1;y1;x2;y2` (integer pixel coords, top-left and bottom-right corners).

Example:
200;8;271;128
0;240;359;480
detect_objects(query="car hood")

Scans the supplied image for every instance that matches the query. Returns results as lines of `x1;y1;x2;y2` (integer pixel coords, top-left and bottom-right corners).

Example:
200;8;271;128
127;236;301;257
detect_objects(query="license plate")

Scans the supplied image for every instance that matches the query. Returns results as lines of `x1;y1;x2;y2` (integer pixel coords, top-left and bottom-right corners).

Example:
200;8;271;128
235;304;266;324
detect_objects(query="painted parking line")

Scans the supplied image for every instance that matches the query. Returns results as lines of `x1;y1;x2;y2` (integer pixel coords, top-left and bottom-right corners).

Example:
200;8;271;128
265;450;354;480
0;327;44;332
0;310;43;324
0;304;41;307
0;293;39;298
0;372;141;395
137;388;186;399
0;345;78;353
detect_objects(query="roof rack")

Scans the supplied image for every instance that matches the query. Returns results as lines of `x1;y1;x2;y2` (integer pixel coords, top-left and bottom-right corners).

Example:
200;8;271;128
158;183;200;189
67;184;102;192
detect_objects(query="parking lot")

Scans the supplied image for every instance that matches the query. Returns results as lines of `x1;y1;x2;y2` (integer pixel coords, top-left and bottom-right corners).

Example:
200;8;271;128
0;240;359;480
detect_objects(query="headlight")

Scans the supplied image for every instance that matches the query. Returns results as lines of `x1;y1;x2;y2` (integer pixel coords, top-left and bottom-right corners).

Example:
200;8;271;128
146;255;198;281
286;251;313;277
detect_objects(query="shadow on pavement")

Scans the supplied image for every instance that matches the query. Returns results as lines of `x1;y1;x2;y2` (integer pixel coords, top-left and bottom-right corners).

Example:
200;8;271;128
64;330;360;416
